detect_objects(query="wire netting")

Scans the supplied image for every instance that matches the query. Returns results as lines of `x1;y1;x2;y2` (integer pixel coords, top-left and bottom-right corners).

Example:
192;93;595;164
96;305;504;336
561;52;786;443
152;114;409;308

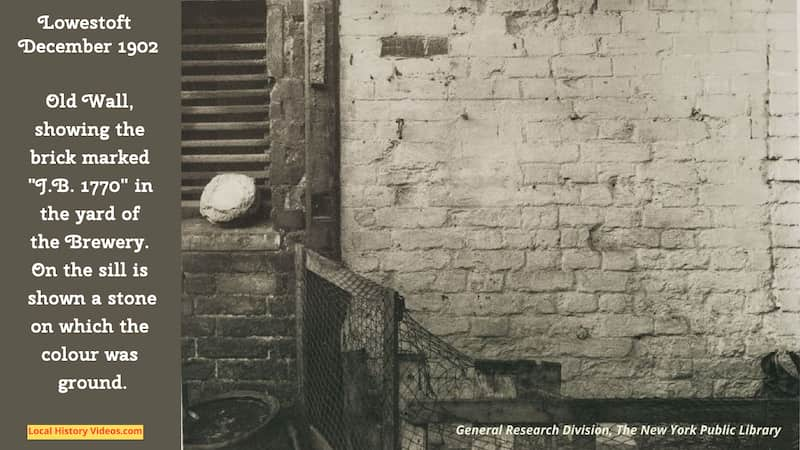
301;254;798;450
302;268;396;450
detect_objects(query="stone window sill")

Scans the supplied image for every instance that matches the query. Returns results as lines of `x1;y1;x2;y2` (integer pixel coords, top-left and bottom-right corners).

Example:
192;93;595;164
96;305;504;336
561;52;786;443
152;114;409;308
181;218;282;252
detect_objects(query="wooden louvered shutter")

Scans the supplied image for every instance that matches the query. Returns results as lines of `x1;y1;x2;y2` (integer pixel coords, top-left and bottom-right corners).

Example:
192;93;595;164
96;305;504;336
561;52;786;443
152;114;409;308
181;1;271;218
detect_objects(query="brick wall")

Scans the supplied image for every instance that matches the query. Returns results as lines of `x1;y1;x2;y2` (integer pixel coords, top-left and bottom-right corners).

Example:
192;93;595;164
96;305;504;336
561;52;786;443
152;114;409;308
181;222;298;404
340;0;799;397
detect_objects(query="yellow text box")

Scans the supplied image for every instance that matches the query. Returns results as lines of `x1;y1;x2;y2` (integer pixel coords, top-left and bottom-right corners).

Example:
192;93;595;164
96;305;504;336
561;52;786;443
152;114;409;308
27;424;144;441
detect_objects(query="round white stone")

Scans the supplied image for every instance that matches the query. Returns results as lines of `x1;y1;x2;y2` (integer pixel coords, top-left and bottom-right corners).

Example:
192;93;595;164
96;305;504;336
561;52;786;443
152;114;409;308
199;173;259;224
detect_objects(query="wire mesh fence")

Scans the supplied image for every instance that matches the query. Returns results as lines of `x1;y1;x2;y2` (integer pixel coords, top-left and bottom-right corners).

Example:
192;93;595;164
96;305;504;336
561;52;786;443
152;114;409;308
298;247;798;450
301;265;397;450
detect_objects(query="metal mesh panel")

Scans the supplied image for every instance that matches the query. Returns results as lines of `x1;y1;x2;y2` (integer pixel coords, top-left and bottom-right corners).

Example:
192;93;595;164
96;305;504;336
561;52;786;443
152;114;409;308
303;261;398;450
300;249;798;450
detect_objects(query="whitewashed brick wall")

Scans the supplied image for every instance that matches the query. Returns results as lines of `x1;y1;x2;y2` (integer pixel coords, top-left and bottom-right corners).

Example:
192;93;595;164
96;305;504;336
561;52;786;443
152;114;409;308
340;0;799;397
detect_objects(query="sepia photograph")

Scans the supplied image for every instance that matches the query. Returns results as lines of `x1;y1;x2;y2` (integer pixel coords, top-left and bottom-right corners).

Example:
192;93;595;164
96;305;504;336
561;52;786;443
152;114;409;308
178;0;799;449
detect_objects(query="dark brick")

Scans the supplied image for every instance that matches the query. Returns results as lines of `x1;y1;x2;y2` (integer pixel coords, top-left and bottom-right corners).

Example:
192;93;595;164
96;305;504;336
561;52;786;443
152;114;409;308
216;273;278;295
380;35;449;58
182;359;215;380
195;295;267;316
197;337;271;358
264;251;295;272
182;338;196;359
182;294;193;316
183;381;202;404
426;36;449;55
276;274;290;295
382;35;422;57
284;231;304;246
183;274;216;294
182;317;216;337
183;253;233;273
268;295;295;317
228;253;273;273
219;317;295;338
274;209;305;231
269;338;296;359
218;359;289;380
